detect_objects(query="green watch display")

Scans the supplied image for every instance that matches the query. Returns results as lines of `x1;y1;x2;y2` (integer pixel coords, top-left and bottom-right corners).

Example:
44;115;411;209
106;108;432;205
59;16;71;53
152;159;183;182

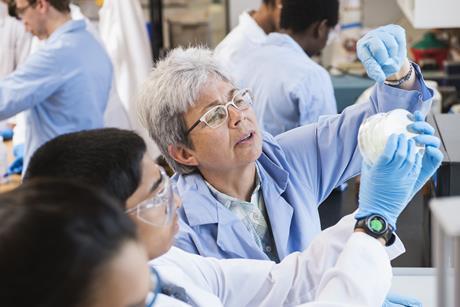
354;214;395;246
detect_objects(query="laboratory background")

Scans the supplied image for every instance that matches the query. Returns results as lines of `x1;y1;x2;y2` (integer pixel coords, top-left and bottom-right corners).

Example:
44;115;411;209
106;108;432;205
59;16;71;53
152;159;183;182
1;0;460;306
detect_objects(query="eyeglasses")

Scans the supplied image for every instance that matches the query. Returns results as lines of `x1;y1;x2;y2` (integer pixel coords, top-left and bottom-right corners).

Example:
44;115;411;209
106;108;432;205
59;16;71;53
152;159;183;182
145;267;162;307
15;0;37;18
126;167;177;227
186;88;254;135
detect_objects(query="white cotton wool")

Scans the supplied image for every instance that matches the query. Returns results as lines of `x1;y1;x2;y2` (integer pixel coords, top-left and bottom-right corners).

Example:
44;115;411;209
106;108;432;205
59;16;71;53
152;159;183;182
358;109;420;166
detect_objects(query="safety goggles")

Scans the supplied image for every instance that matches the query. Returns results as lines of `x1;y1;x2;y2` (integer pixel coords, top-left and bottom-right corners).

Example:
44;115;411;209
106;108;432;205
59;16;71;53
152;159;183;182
126;167;176;227
186;88;254;135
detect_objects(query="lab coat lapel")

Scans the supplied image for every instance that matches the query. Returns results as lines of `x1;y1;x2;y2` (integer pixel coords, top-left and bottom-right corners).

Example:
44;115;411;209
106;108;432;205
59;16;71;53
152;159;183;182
178;173;268;259
257;159;294;260
215;204;269;260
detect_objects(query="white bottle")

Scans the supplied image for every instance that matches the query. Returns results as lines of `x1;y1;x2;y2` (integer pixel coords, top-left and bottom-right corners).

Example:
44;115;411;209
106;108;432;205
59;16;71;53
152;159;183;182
0;136;8;183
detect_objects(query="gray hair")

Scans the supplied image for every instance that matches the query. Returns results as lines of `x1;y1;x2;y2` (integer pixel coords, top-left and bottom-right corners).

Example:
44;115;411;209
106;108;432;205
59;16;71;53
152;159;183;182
137;46;233;174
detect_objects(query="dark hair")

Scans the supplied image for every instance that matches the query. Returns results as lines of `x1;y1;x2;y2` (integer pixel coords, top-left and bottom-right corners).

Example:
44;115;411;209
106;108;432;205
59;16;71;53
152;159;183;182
27;0;70;13
0;179;137;307
280;0;339;33
262;0;277;7
24;128;147;205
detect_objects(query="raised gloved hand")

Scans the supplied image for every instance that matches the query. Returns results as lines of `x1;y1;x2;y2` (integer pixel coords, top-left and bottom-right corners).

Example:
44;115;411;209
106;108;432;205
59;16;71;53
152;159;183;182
407;111;443;198
382;293;423;307
356;134;422;230
357;24;407;83
7;144;24;176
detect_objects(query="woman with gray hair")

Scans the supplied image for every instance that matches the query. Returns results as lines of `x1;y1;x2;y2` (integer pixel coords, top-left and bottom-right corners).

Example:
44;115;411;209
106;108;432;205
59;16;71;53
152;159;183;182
137;25;437;263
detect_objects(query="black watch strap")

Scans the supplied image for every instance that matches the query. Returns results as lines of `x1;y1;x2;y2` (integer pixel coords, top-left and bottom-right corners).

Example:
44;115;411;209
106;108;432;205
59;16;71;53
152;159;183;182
354;214;395;246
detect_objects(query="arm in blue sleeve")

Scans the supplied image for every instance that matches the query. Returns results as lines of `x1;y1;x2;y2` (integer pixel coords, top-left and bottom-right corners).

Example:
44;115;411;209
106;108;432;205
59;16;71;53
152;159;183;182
276;63;433;205
294;71;338;127
0;48;61;119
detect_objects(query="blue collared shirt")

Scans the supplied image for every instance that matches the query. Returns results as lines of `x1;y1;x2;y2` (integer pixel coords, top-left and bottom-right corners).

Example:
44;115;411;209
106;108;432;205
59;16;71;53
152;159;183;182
204;165;279;262
0;19;112;170
174;66;432;261
233;33;338;136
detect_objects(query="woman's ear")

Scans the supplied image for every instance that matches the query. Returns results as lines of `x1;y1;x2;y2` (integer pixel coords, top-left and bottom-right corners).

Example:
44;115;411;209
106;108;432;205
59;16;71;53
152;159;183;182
168;144;199;167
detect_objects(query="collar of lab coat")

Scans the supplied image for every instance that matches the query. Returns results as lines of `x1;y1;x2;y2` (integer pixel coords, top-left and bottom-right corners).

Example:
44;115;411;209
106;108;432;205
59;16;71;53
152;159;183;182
46;19;85;45
175;132;289;228
265;32;307;57
238;11;267;44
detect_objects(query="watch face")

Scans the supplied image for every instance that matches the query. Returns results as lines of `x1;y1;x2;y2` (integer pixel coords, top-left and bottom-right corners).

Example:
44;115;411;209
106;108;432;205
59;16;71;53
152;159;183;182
367;215;388;234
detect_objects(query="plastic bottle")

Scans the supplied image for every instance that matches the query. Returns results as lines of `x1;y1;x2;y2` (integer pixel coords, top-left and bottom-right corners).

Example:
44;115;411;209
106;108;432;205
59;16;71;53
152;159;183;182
0;136;8;183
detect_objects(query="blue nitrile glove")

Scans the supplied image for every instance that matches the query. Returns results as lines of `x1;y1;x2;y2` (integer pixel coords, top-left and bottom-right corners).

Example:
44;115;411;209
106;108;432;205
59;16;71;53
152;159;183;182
382;293;423;307
406;111;443;198
0;128;13;141
7;144;24;175
356;134;423;230
357;24;407;83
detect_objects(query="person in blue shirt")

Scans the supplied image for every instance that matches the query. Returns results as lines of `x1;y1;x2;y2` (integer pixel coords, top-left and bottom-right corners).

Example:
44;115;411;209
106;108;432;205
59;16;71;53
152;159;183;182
137;25;437;265
232;0;339;136
0;0;112;172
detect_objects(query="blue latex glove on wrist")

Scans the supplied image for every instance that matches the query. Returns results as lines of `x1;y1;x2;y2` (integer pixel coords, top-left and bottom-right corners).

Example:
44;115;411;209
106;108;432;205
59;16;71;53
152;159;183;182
356;134;423;230
0;128;13;141
7;144;24;176
406;111;443;198
357;24;407;83
382;293;423;307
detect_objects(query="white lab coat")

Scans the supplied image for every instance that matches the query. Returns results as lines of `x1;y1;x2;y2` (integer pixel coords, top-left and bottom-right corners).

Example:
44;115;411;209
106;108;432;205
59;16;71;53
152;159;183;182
150;214;403;307
99;0;160;158
214;11;267;72
0;2;31;132
0;2;31;78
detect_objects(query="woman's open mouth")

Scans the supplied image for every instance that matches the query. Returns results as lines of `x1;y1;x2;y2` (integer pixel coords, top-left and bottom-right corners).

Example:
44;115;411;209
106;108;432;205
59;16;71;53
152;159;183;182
236;131;255;145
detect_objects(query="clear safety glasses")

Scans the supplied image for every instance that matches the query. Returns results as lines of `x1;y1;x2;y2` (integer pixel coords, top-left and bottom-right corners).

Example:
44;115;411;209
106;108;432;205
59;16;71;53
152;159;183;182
126;167;176;227
15;0;37;18
145;267;162;307
186;88;254;135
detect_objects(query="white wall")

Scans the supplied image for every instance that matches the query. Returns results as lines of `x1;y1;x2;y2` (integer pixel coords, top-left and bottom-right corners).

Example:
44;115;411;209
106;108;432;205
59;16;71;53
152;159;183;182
362;0;403;28
228;0;260;29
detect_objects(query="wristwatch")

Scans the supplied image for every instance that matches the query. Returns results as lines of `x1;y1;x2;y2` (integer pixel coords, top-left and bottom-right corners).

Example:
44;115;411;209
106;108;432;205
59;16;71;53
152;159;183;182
354;214;395;246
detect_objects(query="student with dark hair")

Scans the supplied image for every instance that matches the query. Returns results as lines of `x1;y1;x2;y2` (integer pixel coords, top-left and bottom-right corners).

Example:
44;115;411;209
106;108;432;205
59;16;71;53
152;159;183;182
214;0;282;71
231;0;341;136
25;128;147;203
0;0;112;172
0;179;155;307
23;128;439;306
279;0;339;55
25;128;180;259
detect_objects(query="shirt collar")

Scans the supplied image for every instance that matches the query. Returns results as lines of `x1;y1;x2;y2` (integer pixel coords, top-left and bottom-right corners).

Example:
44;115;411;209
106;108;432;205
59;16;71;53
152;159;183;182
238;10;267;44
46;19;86;44
204;165;262;209
266;32;307;56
